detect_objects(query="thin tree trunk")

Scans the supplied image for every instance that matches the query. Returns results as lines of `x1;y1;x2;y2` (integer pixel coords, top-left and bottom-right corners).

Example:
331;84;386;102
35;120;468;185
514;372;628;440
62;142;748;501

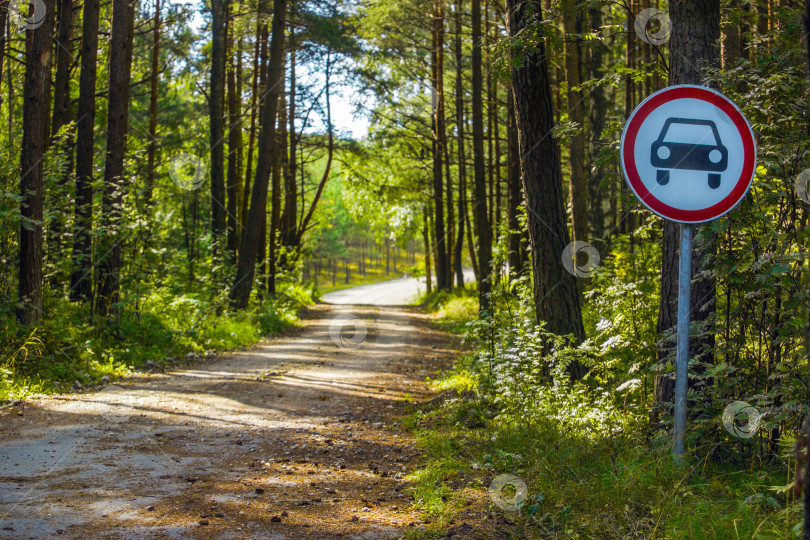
431;0;449;291
801;7;810;535
268;60;285;296
0;1;7;111
209;0;227;245
561;0;587;245
471;0;491;313
506;0;585;344
243;6;263;228
283;18;298;250
18;0;55;324
230;0;287;309
95;0;135;321
51;0;74;139
453;0;465;288
296;52;333;243
465;189;479;279
48;0;76;286
69;0;100;302
650;0;719;425
144;0;160;207
226;6;241;259
506;92;523;276
587;1;607;247
423;208;432;294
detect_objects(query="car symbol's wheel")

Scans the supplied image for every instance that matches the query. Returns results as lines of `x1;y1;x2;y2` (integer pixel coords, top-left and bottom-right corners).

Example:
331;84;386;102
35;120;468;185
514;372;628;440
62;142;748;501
708;173;721;189
657;169;670;185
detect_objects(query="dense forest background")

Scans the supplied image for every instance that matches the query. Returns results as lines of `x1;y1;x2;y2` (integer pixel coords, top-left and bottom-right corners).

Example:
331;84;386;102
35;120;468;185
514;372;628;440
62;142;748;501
4;0;810;535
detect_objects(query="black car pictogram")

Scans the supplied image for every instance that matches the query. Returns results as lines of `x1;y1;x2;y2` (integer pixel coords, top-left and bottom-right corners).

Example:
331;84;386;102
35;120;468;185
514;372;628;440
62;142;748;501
650;118;728;189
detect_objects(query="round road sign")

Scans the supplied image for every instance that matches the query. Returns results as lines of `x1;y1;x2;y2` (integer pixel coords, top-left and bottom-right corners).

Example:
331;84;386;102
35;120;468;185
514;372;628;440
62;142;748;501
620;85;756;224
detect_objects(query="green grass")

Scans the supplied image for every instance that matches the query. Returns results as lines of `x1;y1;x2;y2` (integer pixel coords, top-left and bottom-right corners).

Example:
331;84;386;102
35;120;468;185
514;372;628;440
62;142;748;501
403;373;799;539
404;293;801;539
0;281;313;401
415;286;478;333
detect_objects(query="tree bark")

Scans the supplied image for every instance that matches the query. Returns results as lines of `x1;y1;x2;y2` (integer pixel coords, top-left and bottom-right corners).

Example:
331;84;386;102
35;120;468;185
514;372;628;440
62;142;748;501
431;0;449;291
453;0;465;288
17;0;55;324
144;0;160;208
51;0;74;139
722;0;744;68
230;0;287;309
243;5;264;229
650;0;719;425
282;20;298;250
209;0;227;245
296;52;333;243
0;1;8;111
506;91;523;276
226;7;242;259
268;56;286;296
506;0;585;343
471;0;491;312
561;0;587;245
69;0;100;302
95;0;135;320
47;0;76;286
587;1;608;248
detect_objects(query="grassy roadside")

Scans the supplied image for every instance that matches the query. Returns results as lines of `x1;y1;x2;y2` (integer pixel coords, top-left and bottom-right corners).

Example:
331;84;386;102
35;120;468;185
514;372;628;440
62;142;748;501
403;289;798;539
0;282;313;402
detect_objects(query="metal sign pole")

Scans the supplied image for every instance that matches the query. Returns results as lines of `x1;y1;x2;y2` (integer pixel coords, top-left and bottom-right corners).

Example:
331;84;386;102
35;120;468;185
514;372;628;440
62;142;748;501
673;223;692;457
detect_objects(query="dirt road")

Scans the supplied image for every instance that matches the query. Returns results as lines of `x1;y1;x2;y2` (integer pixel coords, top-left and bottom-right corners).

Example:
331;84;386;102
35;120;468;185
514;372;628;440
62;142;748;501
321;270;475;306
0;303;457;539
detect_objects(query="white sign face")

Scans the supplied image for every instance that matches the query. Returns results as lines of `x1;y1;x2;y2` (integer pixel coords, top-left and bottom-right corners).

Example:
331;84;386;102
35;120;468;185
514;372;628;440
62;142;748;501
620;85;756;223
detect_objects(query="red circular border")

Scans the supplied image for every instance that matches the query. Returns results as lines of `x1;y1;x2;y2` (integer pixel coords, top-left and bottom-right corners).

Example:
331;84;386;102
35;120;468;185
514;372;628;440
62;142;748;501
620;86;756;223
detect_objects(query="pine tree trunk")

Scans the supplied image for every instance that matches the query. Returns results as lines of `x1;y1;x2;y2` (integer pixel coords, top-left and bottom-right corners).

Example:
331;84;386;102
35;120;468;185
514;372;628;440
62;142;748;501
431;0;449;291
471;0;491;312
283;21;298;250
18;0;55;324
243;6;264;228
296;52;333;243
561;0;587;245
51;0;74;139
506;0;585;344
47;0;76;287
69;0;99;302
230;0;287;309
453;0;465;288
0;2;7;106
144;0;160;208
650;0;719;425
506;92;523;276
226;7;243;260
95;0;135;321
209;0;227;245
268;58;285;296
586;1;607;248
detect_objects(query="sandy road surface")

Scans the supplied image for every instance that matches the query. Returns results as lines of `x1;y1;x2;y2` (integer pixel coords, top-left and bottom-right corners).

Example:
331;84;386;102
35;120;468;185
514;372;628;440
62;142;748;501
322;270;475;306
0;303;458;539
